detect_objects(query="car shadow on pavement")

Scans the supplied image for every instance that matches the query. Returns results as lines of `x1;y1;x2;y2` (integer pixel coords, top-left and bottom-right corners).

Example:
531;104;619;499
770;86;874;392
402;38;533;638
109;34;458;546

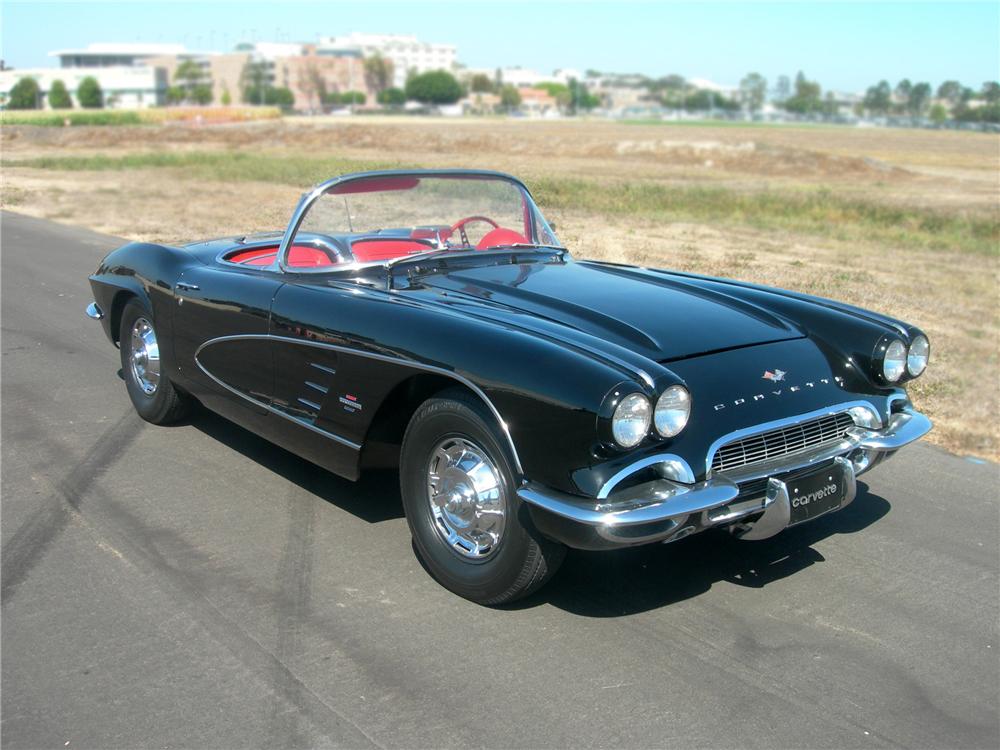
515;484;891;616
188;407;405;524
185;405;891;616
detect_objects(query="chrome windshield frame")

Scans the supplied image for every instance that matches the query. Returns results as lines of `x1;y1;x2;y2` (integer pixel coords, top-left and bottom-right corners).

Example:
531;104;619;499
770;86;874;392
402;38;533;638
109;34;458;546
276;169;544;275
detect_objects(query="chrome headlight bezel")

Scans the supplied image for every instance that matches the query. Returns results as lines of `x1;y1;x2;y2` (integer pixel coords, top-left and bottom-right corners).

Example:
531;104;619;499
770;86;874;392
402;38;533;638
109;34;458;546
881;338;907;382
906;334;929;377
654;385;691;438
611;392;651;448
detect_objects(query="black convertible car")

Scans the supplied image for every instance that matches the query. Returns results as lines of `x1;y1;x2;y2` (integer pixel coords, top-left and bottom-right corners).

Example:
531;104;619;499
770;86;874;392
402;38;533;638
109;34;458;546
87;169;932;604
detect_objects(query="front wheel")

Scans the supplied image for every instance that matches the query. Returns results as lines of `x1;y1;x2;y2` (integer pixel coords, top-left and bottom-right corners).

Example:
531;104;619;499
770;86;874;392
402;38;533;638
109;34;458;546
119;300;190;424
400;390;565;605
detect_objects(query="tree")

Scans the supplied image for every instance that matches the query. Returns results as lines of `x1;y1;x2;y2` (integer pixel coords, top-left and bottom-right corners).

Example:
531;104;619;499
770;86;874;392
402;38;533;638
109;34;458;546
77;76;103;108
166;85;185;105
469;73;494;93
739;72;767;112
8;77;40;109
363;53;393;93
240;60;269;104
773;74;791;103
936;80;964;106
783;71;822;114
174;60;212;105
338;90;366;105
499;84;521;110
535;81;571;109
48;79;72;109
404;70;463;104
682;89;739;111
299;62;327;111
982;81;1000;104
220;86;232;106
821;91;839;116
907;82;932;116
894;79;912;106
929;104;948;125
566;78;601;112
377;87;406;106
862;80;892;115
191;83;213;105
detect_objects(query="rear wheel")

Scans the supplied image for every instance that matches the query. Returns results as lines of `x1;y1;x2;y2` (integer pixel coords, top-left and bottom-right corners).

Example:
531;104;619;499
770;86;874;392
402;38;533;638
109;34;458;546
400;390;565;605
119;300;190;424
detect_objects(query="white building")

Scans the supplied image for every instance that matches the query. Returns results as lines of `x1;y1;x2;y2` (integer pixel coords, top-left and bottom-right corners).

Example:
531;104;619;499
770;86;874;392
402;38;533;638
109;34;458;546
0;66;166;109
49;43;206;68
317;33;456;87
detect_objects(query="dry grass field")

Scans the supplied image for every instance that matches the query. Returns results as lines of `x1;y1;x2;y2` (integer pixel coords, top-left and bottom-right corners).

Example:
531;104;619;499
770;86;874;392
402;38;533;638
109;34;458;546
2;117;997;460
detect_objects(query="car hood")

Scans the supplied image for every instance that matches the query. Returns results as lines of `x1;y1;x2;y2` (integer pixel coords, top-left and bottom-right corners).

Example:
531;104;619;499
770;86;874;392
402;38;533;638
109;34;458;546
408;257;804;363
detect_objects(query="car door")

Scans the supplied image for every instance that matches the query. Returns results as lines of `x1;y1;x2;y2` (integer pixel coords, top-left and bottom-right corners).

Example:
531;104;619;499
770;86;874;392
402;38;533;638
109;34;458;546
171;263;284;433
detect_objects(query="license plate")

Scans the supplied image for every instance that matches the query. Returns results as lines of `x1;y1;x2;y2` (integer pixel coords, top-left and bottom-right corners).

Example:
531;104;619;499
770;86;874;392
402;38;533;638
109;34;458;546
786;463;847;524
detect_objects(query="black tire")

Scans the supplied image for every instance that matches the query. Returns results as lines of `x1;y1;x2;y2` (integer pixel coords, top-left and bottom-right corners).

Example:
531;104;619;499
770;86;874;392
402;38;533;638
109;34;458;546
119;299;190;425
400;389;565;605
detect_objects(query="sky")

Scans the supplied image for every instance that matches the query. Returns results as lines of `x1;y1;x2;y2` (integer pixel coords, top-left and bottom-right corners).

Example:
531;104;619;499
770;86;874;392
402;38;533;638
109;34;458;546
2;1;998;93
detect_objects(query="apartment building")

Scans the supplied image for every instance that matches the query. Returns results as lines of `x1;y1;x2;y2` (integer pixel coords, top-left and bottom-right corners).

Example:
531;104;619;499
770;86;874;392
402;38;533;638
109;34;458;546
317;33;456;88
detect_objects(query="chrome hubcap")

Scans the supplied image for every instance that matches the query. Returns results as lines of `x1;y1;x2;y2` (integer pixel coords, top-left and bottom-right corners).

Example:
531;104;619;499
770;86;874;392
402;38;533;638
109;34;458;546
129;317;160;396
426;437;506;559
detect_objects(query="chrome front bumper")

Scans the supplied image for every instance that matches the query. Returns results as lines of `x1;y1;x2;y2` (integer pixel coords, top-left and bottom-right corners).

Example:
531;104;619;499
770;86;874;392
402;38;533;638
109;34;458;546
519;406;931;550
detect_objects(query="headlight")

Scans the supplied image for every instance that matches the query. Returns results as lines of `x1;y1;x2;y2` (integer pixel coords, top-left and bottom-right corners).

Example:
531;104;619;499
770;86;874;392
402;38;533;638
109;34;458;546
612;393;651;448
907;335;929;377
654;385;691;437
882;339;906;382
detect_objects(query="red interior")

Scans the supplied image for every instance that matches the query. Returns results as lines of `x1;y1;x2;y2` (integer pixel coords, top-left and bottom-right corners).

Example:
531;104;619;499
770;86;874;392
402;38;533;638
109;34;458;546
226;226;530;268
228;244;338;268
476;227;527;250
350;239;430;263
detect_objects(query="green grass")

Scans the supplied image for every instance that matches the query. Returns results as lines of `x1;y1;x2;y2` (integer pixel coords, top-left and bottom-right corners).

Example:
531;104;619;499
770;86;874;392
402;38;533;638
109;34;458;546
7;150;998;255
1;110;144;126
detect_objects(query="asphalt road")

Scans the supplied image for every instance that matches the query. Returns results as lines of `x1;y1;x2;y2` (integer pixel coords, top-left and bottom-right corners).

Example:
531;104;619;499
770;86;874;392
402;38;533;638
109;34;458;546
2;211;998;750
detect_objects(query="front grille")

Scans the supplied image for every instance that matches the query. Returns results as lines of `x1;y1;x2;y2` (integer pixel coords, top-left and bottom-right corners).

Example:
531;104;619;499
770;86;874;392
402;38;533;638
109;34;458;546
711;412;855;474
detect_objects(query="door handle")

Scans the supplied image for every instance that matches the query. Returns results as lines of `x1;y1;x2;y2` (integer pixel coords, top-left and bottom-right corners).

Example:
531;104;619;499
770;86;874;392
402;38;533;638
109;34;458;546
176;281;200;291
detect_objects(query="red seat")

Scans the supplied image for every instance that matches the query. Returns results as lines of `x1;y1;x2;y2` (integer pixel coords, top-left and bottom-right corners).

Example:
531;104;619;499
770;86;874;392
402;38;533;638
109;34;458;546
477;227;527;250
351;239;430;263
228;244;338;268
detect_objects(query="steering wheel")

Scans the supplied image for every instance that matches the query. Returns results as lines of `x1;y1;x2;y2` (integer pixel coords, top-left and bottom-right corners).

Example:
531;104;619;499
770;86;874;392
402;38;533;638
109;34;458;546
450;215;499;247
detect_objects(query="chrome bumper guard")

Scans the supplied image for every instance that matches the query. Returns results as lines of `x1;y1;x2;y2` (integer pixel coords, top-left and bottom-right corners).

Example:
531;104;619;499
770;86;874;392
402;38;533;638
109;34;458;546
518;406;931;550
85;302;104;320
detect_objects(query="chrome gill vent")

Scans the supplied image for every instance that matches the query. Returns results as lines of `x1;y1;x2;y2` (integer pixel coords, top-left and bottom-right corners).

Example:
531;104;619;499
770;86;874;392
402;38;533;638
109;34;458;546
711;412;855;474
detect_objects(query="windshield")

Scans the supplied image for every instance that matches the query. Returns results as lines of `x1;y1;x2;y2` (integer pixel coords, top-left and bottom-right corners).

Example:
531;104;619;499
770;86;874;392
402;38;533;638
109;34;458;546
290;172;560;266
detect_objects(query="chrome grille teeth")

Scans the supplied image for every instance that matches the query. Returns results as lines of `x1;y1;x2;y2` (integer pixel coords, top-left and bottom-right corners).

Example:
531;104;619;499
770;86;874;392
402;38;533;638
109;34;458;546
712;412;854;473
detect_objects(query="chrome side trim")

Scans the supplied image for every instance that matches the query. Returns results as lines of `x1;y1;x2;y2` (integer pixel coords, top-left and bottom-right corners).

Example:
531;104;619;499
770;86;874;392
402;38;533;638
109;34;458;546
85;302;104;320
305;381;329;394
194;333;524;474
596;453;696;499
193;343;363;451
705;400;880;477
309;362;337;375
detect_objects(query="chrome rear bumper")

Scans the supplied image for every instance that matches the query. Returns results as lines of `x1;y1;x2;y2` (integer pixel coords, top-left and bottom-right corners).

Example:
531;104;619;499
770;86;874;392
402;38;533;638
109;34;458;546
519;406;931;550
